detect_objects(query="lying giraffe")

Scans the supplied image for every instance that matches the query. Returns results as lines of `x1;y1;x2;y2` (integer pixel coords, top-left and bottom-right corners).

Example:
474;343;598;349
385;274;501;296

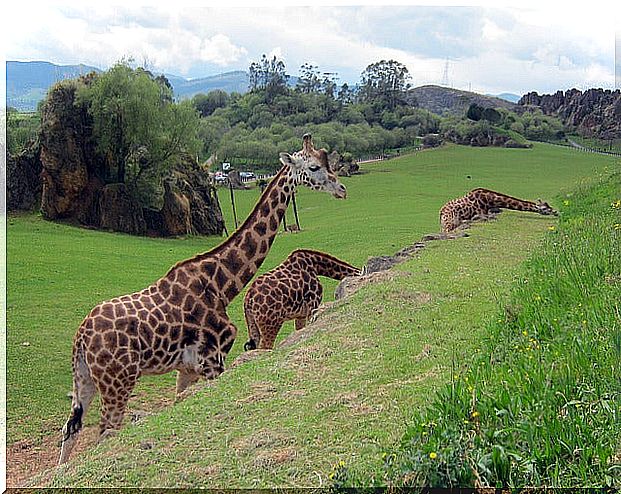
243;249;361;350
440;188;557;233
58;135;347;465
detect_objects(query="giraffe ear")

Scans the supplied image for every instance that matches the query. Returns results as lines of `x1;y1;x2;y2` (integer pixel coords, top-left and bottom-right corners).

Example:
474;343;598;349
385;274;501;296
279;152;302;170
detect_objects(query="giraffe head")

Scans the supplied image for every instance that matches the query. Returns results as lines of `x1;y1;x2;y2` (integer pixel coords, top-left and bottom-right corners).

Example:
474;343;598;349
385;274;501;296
279;134;347;199
535;199;558;216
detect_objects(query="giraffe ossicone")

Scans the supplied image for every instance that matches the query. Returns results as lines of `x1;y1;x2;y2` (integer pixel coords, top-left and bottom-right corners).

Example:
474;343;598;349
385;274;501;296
58;134;347;465
243;249;361;350
440;188;557;233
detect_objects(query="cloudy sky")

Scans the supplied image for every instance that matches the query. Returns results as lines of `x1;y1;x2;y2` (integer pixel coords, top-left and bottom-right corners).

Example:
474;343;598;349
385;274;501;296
4;0;621;96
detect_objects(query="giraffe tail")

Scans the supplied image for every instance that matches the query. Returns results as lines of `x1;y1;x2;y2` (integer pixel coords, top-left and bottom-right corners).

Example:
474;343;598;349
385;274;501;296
59;345;95;465
243;299;261;351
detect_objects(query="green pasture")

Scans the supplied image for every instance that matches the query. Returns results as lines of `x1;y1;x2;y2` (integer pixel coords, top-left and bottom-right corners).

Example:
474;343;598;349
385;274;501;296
6;143;614;483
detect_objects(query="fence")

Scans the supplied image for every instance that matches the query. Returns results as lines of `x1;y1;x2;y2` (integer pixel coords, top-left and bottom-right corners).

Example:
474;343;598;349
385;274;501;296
536;139;621;157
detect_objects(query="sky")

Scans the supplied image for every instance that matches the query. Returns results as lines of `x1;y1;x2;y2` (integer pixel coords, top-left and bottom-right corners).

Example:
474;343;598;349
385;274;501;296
3;0;621;96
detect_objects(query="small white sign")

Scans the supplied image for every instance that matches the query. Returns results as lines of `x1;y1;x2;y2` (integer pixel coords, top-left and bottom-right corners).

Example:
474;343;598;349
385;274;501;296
222;162;231;171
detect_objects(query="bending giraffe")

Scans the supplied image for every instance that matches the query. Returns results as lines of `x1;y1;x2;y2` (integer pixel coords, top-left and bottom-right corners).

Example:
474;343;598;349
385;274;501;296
440;188;557;233
243;249;361;350
58;135;347;465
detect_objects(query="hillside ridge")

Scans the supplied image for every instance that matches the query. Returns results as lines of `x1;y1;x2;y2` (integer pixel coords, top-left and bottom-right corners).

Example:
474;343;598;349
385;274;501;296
411;84;518;116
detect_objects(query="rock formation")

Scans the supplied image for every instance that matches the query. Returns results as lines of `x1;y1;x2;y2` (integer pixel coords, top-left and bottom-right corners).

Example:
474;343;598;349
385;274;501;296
39;78;103;224
7;140;42;211
327;150;360;176
35;78;225;237
519;88;621;138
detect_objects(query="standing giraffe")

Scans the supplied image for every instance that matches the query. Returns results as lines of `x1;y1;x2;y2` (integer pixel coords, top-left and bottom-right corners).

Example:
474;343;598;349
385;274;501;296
243;249;361;350
58;134;347;465
440;188;557;233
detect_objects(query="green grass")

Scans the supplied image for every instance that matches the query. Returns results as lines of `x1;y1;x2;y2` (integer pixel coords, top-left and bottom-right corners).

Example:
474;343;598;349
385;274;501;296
6;143;614;482
340;172;621;488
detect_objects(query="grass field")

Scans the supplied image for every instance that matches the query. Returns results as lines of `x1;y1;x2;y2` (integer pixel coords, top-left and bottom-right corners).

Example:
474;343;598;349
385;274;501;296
6;143;615;485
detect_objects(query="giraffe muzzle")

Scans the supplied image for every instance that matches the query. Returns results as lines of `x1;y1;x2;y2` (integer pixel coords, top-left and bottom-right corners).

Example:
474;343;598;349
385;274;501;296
333;183;347;199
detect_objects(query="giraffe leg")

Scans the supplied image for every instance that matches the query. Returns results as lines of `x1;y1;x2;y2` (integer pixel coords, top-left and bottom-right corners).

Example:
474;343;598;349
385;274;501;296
175;370;200;400
243;309;262;351
97;372;137;441
59;350;97;465
257;322;282;350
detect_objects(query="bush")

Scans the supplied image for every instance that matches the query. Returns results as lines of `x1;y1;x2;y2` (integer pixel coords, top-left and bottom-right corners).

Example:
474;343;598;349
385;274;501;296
422;134;443;148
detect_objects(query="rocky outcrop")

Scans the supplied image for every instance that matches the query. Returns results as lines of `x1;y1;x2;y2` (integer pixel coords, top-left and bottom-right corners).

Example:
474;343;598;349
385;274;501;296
168;158;225;236
442;128;530;148
7;140;42;211
327;150;360;176
36;78;225;237
519;88;621;138
161;178;192;236
99;183;146;235
39;78;103;223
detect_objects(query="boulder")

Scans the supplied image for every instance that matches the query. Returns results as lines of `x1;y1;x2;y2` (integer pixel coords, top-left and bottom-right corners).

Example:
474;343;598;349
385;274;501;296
227;169;249;190
169;157;225;236
99;183;146;235
327;150;360;176
161;179;192;236
39;79;102;221
7;140;42;211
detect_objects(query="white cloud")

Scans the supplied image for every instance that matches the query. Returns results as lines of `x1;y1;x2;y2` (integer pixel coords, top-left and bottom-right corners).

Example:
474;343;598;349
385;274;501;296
4;3;619;93
199;34;248;66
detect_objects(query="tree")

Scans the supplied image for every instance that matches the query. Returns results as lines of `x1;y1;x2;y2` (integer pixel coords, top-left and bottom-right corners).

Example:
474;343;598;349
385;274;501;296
248;55;290;102
192;90;230;117
78;61;201;199
359;59;412;111
467;103;483;121
296;63;322;94
337;83;356;105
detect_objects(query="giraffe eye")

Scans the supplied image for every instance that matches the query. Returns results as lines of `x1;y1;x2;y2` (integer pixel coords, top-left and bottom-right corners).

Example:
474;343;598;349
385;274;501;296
309;165;320;172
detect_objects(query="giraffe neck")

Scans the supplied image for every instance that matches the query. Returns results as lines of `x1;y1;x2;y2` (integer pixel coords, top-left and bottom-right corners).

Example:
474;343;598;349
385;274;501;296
293;249;361;280
473;189;538;212
169;164;300;306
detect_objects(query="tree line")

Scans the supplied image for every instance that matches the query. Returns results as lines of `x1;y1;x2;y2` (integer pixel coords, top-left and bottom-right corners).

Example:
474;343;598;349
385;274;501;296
8;56;568;199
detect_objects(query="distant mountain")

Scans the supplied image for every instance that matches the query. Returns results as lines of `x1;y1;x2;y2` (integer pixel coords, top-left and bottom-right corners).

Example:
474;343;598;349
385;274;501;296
7;61;303;111
7;61;101;111
411;85;517;116
494;93;521;103
171;70;250;99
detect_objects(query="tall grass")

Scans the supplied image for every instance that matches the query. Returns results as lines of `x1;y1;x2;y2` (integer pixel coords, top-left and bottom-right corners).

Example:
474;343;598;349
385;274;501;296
339;172;621;488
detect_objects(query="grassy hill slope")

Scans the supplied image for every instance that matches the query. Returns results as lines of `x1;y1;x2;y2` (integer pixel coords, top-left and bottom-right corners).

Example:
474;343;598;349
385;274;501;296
46;204;555;487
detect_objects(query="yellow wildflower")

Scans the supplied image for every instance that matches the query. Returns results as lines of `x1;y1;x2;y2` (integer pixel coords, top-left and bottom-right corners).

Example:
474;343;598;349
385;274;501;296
547;226;555;231
429;452;438;459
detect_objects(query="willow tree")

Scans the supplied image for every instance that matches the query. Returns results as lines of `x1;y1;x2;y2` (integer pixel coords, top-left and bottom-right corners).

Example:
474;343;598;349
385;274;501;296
78;61;201;200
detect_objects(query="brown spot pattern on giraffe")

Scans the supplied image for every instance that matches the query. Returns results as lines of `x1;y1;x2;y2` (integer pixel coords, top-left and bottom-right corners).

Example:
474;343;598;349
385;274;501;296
243;249;361;350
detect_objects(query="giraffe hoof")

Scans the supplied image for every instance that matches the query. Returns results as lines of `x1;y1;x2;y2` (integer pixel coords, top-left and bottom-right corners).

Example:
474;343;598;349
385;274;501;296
98;429;118;444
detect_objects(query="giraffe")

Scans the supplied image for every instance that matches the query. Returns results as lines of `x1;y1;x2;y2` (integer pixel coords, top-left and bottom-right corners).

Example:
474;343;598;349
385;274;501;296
243;249;361;350
58;134;347;465
440;188;558;233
